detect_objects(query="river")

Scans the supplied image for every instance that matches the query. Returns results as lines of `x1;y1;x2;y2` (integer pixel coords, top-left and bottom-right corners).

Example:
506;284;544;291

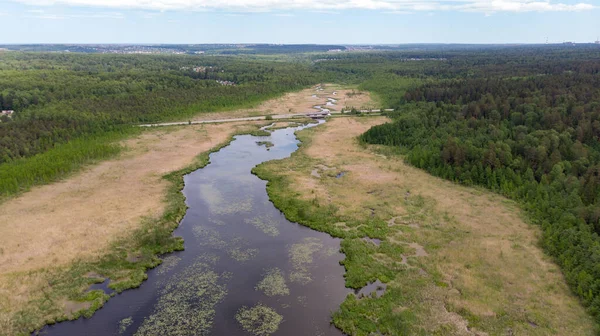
40;121;350;336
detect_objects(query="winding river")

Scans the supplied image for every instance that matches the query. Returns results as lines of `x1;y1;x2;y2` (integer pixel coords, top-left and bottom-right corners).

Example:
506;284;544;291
40;121;350;336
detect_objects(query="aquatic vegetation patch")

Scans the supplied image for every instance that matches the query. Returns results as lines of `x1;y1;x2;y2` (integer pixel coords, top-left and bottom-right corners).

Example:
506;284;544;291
256;141;274;149
192;226;228;249
134;261;229;335
228;246;259;262
118;317;133;334
288;237;323;285
156;255;181;275
225;237;259;262
245;215;280;237
209;218;226;226
235;303;283;336
255;268;290;297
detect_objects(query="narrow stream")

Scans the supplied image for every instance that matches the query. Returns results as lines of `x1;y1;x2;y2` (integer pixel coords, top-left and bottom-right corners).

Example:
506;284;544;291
39;121;351;336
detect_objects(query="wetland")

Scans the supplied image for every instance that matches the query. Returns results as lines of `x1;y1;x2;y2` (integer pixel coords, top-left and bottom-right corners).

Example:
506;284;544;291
40;122;350;336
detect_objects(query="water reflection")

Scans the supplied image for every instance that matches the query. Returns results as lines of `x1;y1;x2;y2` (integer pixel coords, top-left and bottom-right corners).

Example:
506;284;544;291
40;122;350;336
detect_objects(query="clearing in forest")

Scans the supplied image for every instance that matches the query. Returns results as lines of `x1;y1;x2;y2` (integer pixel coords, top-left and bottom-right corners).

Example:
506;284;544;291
192;83;376;121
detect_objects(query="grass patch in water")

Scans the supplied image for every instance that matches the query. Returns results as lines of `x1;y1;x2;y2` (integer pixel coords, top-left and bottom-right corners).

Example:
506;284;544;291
256;141;274;149
235;304;283;336
288;237;323;285
193;226;228;249
135;259;229;335
156;255;181;275
249;129;271;137
245;215;280;237
256;268;290;297
118;317;133;334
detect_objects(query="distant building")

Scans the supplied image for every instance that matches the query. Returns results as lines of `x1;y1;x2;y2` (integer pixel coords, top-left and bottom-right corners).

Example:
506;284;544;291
563;42;576;46
1;110;14;118
595;40;600;45
216;80;235;86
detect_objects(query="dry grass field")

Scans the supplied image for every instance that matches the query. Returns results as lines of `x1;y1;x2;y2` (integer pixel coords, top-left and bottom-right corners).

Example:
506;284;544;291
256;117;595;335
191;83;376;121
0;121;269;334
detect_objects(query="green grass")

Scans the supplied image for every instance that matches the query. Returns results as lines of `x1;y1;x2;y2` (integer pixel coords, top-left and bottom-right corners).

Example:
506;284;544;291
0;128;138;201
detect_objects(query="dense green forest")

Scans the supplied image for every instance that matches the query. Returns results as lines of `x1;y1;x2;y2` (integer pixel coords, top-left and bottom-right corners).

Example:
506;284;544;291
0;52;332;197
360;47;600;324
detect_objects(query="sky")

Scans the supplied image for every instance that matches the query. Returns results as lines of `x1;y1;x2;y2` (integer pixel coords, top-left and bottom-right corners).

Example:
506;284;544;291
1;0;599;44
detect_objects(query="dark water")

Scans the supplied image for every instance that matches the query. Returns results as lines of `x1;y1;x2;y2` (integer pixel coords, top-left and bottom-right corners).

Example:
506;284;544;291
40;122;351;336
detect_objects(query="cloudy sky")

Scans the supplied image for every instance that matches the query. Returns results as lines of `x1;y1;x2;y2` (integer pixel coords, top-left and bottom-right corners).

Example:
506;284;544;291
1;0;599;43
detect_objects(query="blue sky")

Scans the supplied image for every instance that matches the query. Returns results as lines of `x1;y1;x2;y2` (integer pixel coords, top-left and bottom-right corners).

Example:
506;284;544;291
1;0;599;44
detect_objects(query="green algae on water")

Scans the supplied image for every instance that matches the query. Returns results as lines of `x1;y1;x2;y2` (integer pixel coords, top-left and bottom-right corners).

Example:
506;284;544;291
134;260;229;336
255;268;289;297
245;216;280;237
192;226;228;249
288;237;324;285
156;255;181;275
118;317;133;334
235;304;283;336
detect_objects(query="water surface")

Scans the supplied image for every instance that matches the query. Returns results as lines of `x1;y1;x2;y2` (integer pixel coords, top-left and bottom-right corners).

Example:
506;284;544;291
40;122;350;336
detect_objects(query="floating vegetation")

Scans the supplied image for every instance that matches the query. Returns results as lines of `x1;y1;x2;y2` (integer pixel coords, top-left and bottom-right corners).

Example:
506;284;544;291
245;216;280;237
235;304;283;336
225;237;258;262
256;268;290;297
288;237;323;285
192;226;227;249
325;247;339;257
297;296;308;307
156;255;181;275
118;317;133;334
134;261;229;336
256;141;274;149
228;246;259;262
209;218;226;226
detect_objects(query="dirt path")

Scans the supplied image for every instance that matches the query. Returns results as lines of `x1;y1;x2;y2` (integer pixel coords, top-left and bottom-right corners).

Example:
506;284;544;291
261;117;595;335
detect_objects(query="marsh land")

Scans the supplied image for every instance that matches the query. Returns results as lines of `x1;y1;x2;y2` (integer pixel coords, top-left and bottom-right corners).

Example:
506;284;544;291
1;46;600;335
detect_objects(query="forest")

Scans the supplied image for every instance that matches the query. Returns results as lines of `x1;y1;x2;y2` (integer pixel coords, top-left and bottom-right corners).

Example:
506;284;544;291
0;52;331;197
3;47;600;328
360;47;600;324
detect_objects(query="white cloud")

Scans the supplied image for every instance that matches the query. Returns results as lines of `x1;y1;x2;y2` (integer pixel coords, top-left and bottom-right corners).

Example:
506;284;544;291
25;13;65;18
274;13;294;16
25;11;125;19
10;0;597;13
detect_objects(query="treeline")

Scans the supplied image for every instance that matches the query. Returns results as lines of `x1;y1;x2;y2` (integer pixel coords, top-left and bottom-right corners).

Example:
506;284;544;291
360;51;600;324
0;53;323;167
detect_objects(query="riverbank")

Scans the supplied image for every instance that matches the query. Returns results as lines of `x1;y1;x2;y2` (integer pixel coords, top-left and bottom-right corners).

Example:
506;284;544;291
0;121;273;335
0;84;370;335
253;116;596;335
